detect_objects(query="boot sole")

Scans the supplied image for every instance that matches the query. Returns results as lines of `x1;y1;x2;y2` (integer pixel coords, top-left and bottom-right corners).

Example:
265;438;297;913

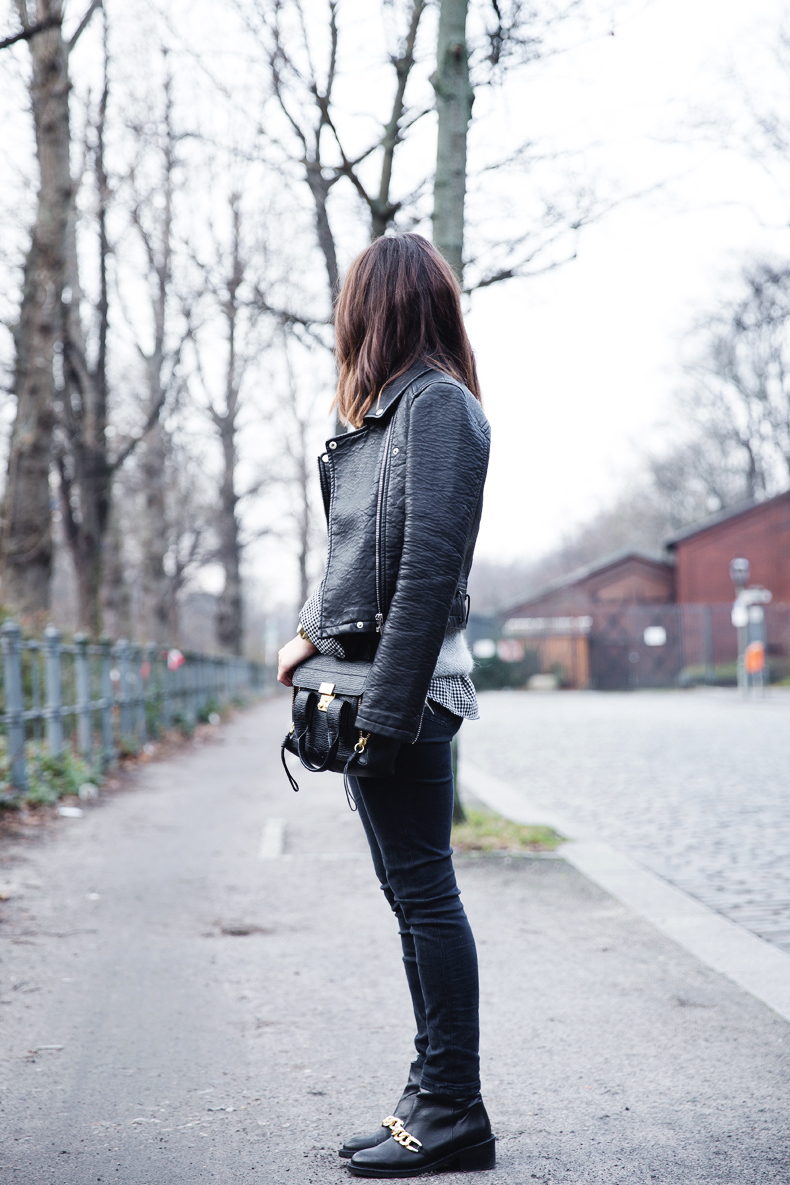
348;1135;496;1177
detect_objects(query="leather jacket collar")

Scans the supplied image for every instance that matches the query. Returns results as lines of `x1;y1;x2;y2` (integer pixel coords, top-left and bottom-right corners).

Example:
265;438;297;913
362;361;435;425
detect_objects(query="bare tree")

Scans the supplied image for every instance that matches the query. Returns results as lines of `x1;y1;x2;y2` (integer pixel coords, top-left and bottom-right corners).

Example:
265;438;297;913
678;260;790;501
0;0;99;618
432;0;473;278
280;336;321;608
56;16;113;634
121;63;190;641
241;0;429;302
432;0;611;289
189;192;264;654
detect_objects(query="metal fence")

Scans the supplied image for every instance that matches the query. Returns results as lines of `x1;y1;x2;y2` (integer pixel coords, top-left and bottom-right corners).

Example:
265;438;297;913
587;603;790;689
0;619;270;799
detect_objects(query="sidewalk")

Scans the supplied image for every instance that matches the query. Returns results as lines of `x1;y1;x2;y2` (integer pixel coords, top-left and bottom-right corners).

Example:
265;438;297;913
1;697;788;1183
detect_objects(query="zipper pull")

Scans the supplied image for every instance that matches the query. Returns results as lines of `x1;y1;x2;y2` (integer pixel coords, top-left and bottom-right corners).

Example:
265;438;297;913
375;613;384;633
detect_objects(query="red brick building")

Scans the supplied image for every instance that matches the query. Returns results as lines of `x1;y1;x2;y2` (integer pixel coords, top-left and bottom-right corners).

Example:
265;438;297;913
501;549;677;689
666;490;790;604
498;492;790;688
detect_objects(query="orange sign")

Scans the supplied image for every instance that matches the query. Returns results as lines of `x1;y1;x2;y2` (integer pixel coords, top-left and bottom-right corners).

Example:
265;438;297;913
744;641;765;674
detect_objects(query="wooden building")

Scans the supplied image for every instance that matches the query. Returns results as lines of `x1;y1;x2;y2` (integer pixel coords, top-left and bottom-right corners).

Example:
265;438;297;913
500;549;676;689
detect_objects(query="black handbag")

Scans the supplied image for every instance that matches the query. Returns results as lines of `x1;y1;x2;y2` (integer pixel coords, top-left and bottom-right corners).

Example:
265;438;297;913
280;654;401;794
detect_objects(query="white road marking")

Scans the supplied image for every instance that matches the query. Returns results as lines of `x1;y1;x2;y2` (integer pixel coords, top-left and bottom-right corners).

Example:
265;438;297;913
258;818;286;860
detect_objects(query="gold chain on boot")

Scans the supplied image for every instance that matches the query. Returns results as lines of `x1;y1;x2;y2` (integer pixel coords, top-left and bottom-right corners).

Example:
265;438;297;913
380;1115;423;1152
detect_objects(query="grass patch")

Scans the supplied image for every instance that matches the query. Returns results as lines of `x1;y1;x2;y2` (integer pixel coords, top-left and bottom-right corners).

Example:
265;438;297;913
451;807;564;853
0;739;99;807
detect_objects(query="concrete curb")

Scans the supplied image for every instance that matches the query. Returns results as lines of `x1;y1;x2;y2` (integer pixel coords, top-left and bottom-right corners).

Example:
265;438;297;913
461;761;790;1024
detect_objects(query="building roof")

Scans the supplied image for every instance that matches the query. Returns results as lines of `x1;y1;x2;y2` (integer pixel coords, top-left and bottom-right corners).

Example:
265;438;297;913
500;547;672;615
663;488;790;549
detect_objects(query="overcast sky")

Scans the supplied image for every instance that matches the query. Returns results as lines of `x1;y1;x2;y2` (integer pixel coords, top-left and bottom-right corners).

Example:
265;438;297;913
466;0;790;561
4;0;790;619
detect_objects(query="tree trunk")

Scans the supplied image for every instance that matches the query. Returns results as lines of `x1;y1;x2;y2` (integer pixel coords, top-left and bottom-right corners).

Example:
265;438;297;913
141;419;172;643
214;196;244;656
295;416;311;609
431;0;473;282
101;489;132;638
215;428;243;654
369;0;426;241
134;72;177;644
59;30;111;635
2;1;71;616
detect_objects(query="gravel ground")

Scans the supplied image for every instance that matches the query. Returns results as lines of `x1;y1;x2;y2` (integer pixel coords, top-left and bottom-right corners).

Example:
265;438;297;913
463;687;790;952
0;695;788;1183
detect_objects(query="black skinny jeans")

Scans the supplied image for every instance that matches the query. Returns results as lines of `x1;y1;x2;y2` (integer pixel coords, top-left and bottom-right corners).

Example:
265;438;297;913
348;703;480;1098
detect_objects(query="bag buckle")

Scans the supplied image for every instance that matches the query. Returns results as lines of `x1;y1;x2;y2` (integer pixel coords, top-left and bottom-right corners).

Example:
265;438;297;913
317;682;336;712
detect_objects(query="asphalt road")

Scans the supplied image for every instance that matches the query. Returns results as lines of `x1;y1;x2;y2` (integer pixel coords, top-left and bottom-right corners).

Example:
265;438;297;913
1;696;788;1183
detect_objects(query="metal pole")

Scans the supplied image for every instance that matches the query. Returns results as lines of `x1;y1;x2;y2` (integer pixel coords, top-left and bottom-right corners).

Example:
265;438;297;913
43;624;63;757
162;651;173;731
2;620;27;792
145;643;157;736
118;638;133;743
99;635;114;767
135;645;147;745
30;643;42;740
703;605;715;685
74;633;92;761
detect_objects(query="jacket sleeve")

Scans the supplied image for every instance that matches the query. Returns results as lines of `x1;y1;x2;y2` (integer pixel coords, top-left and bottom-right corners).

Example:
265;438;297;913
299;579;345;658
355;383;490;741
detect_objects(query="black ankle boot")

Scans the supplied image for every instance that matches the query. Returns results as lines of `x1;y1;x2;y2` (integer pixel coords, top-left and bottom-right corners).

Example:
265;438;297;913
338;1062;422;1159
347;1089;495;1178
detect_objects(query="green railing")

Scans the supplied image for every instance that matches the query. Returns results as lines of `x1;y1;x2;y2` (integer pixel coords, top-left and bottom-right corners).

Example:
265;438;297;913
0;619;271;801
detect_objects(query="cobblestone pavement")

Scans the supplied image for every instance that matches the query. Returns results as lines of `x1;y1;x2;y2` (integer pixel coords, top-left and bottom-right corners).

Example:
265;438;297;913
463;688;790;953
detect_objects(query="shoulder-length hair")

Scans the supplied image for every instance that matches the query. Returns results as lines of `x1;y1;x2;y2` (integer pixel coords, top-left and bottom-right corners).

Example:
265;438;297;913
333;233;481;428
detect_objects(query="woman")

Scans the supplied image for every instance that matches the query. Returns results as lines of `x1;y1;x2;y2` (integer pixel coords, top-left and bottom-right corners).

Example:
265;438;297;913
278;233;492;1178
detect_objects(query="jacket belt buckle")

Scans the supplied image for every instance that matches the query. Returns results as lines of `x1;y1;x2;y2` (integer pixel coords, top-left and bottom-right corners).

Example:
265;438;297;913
317;682;336;712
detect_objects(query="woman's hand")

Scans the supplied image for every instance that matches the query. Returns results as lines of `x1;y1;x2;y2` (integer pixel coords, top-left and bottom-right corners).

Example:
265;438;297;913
277;634;319;687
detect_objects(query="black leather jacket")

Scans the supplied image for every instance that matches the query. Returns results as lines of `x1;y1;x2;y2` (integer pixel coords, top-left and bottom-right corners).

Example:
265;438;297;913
316;362;490;742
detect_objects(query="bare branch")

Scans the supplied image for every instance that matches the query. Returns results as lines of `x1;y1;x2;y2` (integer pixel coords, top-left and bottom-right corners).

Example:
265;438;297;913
109;397;167;473
0;14;61;51
66;0;102;54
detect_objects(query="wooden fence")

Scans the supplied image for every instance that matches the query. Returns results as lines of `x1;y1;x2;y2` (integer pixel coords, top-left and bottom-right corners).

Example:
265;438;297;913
0;619;270;799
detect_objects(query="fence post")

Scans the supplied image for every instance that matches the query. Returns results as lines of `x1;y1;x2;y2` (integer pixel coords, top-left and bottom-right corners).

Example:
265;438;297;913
703;605;715;685
99;635;114;766
161;650;173;731
30;643;42;740
74;633;92;762
135;645;147;745
144;644;157;736
2;620;27;792
43;624;63;757
117;638;134;745
188;657;198;724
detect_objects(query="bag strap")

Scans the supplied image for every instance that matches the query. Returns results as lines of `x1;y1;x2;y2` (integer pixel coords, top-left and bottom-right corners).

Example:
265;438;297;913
281;740;300;793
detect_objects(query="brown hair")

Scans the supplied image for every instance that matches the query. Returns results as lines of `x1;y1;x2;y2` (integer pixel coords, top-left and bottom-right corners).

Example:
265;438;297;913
333;233;481;427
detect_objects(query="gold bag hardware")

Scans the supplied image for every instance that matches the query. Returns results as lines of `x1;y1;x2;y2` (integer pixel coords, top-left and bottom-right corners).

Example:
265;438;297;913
317;682;336;712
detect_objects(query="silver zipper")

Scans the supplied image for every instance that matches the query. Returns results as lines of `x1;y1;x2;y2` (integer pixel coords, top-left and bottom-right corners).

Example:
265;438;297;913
374;419;395;632
411;699;430;743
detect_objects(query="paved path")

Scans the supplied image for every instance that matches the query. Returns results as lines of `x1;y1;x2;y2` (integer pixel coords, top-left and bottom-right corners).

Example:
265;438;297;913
1;697;789;1183
464;688;790;954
